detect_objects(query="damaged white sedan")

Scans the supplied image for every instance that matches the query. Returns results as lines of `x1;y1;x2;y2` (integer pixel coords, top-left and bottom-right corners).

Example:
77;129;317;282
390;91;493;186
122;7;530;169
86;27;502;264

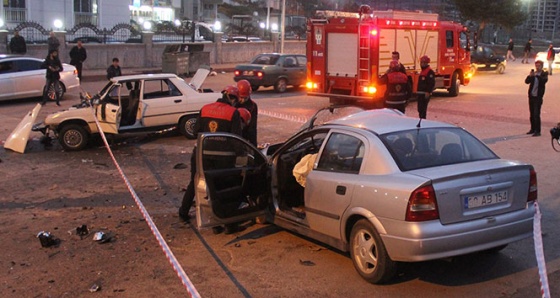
31;70;218;151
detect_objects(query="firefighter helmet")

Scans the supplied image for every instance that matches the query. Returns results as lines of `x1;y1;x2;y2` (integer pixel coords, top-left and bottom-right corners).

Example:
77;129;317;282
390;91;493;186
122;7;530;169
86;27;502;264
389;59;400;71
222;85;239;104
238;108;251;125
237;79;252;98
420;55;430;64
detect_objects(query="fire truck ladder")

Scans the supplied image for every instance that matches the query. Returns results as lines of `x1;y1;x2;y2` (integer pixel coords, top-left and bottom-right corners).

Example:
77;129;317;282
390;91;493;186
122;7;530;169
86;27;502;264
358;24;371;90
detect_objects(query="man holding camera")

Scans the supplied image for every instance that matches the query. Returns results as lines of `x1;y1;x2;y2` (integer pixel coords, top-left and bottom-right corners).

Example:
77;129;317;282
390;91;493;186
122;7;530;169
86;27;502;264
525;60;549;137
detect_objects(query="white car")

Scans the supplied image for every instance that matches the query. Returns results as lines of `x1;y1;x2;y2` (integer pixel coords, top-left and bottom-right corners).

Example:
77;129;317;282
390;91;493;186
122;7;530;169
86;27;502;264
535;47;560;70
32;70;219;151
0;55;80;102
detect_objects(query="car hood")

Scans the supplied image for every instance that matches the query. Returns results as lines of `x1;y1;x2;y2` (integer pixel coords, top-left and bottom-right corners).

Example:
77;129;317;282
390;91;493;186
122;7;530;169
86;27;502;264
5;104;42;153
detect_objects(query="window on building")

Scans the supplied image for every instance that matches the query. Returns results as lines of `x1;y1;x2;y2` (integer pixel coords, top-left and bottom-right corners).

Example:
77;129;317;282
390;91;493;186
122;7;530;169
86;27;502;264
3;0;26;22
74;0;98;25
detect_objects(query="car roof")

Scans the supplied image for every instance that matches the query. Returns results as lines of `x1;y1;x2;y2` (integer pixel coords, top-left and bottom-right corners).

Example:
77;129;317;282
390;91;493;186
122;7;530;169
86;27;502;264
0;55;39;60
111;73;180;82
255;53;305;57
328;109;454;134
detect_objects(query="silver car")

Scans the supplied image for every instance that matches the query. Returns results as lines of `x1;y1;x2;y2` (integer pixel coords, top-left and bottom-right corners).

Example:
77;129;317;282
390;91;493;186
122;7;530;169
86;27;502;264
194;107;537;284
0;55;80;102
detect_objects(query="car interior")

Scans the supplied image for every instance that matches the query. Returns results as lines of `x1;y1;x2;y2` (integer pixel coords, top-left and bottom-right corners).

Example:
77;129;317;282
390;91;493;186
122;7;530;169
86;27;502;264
276;131;328;219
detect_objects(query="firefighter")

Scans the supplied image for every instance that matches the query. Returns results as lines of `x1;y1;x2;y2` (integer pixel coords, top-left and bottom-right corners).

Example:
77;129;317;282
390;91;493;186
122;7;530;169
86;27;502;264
179;85;243;228
390;51;407;74
416;55;436;119
379;59;411;113
236;79;259;146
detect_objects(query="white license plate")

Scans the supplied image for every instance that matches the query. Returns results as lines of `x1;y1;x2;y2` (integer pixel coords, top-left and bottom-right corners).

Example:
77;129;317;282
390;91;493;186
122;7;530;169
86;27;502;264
242;70;254;76
464;190;508;209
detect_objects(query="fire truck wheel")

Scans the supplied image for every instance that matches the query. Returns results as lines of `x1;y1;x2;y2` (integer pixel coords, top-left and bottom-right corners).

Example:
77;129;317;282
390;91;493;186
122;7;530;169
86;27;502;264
274;78;288;93
448;72;459;97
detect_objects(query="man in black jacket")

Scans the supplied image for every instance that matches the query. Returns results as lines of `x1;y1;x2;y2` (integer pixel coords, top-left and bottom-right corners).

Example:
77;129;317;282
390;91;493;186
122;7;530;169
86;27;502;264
525;60;548;136
9;30;27;54
106;58;122;80
41;50;63;106
69;40;87;81
416;55;436;119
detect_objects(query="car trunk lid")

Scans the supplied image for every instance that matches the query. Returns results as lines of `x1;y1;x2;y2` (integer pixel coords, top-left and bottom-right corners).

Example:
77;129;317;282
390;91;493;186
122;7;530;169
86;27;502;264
408;159;532;225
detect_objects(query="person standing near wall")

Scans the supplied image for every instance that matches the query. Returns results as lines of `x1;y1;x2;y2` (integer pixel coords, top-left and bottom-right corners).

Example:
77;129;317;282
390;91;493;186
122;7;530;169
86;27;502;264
506;38;515;61
106;58;122;80
9;30;27;54
69;40;87;81
47;31;60;53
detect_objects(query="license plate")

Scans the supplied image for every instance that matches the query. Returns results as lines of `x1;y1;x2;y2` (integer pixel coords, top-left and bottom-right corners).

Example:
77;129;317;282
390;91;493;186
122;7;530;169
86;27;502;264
464;190;508;209
242;70;254;76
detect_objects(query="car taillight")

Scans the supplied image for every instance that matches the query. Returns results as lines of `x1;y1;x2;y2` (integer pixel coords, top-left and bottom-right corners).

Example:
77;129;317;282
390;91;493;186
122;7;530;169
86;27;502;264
234;70;240;76
256;71;264;78
528;168;538;202
405;184;439;222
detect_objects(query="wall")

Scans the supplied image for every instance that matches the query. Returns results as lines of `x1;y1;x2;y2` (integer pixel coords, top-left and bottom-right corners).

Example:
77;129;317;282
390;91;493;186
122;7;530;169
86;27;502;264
0;30;306;70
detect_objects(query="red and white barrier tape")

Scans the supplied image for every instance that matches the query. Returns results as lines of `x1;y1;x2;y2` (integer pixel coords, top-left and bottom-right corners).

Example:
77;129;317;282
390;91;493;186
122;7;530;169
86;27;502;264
533;202;550;298
89;107;200;298
259;109;308;124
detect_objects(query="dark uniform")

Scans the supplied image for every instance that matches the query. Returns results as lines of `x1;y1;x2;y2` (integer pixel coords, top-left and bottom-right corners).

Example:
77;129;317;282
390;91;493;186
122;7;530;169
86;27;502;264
69;42;87;80
417;63;436;119
40;50;63;106
179;96;242;221
237;98;258;146
379;70;411;113
525;62;548;136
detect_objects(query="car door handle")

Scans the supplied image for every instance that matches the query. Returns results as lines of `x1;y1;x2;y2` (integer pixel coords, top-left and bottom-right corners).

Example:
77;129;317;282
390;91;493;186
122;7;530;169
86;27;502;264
336;185;346;195
174;99;182;103
111;109;117;112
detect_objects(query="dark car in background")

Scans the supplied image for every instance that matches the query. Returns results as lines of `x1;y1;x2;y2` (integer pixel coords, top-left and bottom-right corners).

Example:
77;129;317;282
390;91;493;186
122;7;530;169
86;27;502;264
234;53;307;92
470;45;506;74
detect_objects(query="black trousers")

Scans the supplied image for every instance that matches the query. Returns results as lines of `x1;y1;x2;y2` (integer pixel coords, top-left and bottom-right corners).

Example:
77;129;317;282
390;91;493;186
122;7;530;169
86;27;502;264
42;78;61;104
180;147;197;215
528;96;543;133
417;93;430;119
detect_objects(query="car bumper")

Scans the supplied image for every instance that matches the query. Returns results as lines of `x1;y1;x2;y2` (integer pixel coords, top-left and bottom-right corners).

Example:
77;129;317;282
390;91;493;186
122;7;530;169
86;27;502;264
379;204;534;262
234;76;273;87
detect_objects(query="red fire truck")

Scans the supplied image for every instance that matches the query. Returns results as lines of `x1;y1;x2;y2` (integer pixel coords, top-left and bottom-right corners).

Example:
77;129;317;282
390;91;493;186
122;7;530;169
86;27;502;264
306;7;472;107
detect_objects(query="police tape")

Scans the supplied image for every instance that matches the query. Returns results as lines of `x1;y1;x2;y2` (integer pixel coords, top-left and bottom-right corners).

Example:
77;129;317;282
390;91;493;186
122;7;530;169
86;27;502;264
533;202;550;298
88;107;201;298
258;109;308;124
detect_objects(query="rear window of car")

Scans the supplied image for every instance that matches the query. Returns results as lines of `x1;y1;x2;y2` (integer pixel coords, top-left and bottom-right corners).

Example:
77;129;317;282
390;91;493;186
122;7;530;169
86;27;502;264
381;127;498;171
251;55;280;65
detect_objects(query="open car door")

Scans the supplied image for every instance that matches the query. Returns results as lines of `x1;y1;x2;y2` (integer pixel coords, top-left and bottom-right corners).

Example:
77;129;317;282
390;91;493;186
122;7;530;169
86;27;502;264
94;86;121;134
195;132;270;229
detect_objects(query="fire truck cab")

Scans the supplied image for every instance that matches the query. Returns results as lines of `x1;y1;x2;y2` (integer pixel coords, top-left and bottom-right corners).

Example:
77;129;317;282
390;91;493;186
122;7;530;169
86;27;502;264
306;7;472;108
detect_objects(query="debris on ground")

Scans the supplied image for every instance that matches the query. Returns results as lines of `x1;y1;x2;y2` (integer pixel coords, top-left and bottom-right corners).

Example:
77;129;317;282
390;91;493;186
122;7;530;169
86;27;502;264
299;259;316;266
37;231;60;248
173;163;188;169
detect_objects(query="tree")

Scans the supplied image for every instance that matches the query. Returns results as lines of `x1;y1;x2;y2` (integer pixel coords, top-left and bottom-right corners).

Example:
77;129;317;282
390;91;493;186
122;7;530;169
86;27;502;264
452;0;527;34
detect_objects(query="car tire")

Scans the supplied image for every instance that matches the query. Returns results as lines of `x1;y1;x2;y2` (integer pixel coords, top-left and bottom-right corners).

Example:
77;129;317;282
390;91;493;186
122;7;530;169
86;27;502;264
349;219;397;284
45;82;65;101
179;115;197;139
274;78;288;93
251;85;259;92
58;124;89;151
448;72;459;97
497;63;506;74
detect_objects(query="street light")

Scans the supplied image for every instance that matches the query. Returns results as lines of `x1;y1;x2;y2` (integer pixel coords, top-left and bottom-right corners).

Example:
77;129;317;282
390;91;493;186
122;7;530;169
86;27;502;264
143;21;152;31
53;19;63;30
214;21;222;33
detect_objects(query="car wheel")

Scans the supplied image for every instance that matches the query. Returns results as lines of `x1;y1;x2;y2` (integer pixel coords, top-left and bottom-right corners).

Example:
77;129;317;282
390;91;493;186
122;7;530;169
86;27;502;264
448;72;459;97
470;64;477;76
58;124;89;151
497;63;506;74
46;82;65;101
274;78;288;93
349;219;397;284
179;115;197;139
251;85;259;92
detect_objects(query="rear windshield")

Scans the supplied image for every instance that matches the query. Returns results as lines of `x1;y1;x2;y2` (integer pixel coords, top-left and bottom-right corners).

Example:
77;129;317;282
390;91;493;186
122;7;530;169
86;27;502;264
381;127;498;171
251;54;280;65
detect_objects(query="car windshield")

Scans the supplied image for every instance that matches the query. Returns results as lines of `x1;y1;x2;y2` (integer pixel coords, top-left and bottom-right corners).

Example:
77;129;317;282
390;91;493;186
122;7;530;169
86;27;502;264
381;127;498;171
251;54;280;65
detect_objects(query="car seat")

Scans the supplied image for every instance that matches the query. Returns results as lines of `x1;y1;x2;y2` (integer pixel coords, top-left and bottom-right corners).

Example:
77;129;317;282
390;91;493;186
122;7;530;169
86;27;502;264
440;143;463;164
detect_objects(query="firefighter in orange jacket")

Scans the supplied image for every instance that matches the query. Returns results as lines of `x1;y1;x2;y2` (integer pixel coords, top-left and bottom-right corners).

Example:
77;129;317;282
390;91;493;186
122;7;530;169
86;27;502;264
179;86;242;223
379;59;411;113
416;55;436;119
